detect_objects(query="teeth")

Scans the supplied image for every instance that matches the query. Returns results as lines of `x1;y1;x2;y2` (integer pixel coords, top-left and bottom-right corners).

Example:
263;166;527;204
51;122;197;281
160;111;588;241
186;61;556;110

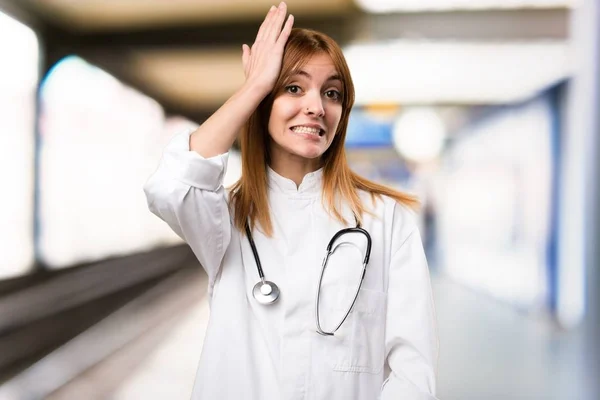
292;126;321;135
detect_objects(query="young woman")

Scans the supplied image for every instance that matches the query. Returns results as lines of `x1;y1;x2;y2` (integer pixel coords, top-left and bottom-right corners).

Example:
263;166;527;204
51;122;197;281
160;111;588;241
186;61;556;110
144;2;439;399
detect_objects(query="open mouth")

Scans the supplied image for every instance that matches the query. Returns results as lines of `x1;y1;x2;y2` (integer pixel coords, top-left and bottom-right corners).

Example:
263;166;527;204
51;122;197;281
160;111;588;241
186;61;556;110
290;126;325;137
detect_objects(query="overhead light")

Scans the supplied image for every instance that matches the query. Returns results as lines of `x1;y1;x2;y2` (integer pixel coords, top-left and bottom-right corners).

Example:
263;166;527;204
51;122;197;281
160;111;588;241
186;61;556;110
355;0;574;13
343;40;570;105
392;107;446;162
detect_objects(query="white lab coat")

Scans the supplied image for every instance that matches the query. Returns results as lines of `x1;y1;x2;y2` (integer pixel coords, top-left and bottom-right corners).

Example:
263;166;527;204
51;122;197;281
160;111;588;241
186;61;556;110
144;129;439;400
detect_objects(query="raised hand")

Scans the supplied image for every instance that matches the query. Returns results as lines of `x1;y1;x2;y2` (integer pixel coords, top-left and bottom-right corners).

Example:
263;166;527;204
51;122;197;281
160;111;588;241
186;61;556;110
242;2;294;96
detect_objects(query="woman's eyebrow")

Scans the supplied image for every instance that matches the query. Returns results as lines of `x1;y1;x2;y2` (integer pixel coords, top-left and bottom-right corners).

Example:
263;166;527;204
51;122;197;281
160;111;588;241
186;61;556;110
291;70;341;82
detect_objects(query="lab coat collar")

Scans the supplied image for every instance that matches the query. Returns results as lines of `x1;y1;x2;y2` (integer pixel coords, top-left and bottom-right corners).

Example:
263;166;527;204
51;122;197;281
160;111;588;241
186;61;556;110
267;166;323;195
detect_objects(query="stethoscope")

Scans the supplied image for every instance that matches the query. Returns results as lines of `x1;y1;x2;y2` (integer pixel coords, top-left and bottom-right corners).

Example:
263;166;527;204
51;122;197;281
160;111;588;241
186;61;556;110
245;218;372;336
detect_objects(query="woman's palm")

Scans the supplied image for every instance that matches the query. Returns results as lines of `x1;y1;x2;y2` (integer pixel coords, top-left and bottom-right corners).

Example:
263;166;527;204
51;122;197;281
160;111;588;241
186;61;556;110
242;2;294;94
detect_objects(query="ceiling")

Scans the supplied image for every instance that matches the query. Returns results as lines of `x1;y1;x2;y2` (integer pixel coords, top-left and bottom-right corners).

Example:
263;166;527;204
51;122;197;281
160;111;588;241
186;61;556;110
21;0;356;31
0;0;573;121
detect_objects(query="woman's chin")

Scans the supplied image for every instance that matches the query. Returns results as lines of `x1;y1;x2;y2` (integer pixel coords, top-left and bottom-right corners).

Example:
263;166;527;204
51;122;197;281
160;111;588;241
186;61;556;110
271;139;329;162
292;146;325;160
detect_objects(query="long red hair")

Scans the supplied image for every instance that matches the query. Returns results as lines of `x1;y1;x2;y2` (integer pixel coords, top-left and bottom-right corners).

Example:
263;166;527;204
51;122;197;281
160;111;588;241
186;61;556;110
230;28;418;236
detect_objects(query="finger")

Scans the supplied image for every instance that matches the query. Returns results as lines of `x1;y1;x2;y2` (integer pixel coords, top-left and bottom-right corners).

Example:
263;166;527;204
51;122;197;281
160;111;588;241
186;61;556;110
276;14;294;47
264;2;287;43
255;5;277;43
242;44;250;72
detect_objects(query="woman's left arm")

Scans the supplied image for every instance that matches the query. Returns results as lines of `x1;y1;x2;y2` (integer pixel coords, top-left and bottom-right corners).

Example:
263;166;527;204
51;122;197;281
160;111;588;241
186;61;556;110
381;221;440;400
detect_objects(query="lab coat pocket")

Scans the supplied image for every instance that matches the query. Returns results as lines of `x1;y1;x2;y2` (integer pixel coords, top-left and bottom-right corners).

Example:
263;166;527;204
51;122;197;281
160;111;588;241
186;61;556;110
315;285;387;374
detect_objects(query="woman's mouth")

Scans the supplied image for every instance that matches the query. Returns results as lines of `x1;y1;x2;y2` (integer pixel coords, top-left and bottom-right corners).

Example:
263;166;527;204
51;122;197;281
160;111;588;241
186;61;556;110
290;126;325;137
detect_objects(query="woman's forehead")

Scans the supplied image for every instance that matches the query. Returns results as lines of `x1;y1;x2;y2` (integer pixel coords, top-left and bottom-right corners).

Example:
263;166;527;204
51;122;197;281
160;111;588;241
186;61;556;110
303;52;335;67
289;54;340;80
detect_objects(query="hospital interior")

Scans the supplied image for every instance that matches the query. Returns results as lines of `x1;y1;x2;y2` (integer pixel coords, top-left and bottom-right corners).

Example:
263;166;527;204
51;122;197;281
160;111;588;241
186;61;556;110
0;0;598;398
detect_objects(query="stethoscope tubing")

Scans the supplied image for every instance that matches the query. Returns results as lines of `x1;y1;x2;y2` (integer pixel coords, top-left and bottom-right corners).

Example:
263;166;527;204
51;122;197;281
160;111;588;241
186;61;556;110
316;225;371;336
326;226;372;265
246;219;372;336
245;223;266;280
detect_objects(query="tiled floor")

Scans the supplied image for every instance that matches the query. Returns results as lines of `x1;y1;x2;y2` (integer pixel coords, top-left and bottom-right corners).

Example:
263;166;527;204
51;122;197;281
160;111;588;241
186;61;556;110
433;275;593;400
111;300;209;400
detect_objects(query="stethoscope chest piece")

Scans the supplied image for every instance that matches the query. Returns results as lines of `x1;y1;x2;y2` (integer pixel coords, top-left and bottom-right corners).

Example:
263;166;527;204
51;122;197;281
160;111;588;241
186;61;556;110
252;280;280;304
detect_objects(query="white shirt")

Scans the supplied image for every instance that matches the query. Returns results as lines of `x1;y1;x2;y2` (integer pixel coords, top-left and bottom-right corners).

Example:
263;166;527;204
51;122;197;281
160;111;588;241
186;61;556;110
144;130;439;400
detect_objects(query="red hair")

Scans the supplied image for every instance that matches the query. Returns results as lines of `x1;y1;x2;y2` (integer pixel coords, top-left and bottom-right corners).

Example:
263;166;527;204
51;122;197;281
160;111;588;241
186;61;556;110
230;28;418;236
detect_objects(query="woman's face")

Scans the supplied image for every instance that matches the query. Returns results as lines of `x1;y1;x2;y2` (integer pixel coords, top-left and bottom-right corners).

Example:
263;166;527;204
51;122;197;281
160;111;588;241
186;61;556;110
267;52;343;166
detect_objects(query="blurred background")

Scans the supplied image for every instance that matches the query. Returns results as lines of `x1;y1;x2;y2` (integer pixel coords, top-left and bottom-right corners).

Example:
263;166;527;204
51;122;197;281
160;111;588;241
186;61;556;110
0;0;598;399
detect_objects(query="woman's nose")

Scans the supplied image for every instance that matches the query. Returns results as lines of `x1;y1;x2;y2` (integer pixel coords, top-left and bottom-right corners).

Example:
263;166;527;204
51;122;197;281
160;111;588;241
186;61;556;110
304;93;325;117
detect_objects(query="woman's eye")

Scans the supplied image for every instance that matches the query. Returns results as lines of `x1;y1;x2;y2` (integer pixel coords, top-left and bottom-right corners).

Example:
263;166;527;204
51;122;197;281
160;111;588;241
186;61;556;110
285;85;301;94
325;90;341;101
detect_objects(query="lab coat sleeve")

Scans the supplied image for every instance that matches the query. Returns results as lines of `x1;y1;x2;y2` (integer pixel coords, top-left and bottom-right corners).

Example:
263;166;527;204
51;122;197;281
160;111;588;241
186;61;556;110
143;128;231;286
381;219;439;400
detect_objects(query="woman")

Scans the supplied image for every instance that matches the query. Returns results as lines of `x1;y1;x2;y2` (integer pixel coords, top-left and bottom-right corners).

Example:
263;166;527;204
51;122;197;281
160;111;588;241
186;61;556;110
144;2;439;399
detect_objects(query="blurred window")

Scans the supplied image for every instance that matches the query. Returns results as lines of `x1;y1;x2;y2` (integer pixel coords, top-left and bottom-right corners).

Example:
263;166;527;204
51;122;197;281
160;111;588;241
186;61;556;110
0;11;38;279
38;56;183;268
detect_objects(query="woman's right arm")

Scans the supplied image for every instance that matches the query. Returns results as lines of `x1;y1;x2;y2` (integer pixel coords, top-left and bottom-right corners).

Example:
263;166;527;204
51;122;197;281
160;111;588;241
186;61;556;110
191;2;294;158
143;3;294;282
143;128;232;283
